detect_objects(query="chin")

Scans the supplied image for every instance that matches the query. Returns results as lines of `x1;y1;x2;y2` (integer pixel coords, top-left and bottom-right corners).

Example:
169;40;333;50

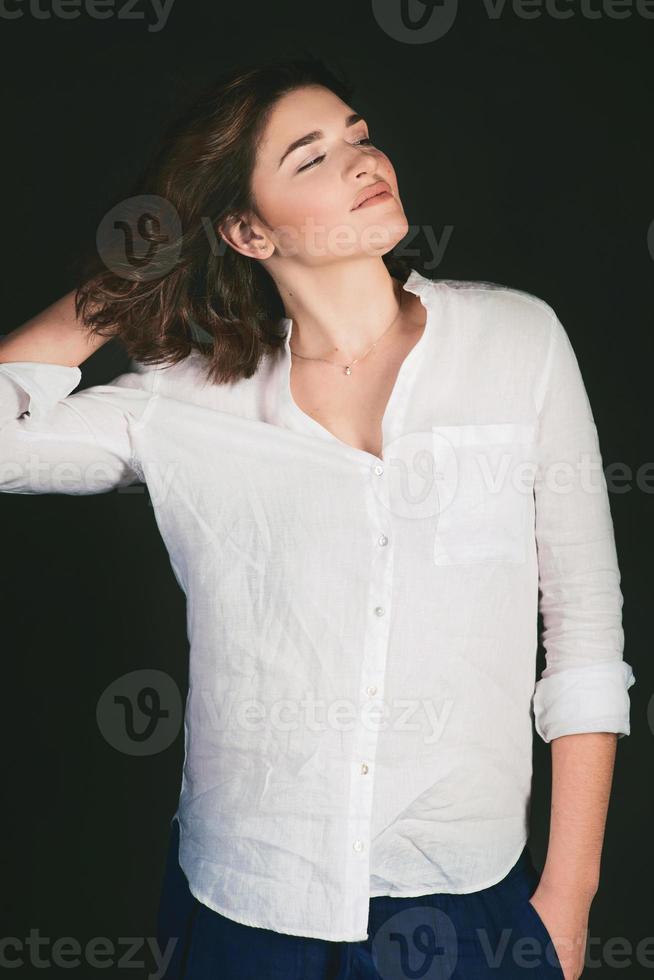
375;214;410;250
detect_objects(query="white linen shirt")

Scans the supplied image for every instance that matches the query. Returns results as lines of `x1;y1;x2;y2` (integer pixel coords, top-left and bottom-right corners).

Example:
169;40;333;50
0;269;635;941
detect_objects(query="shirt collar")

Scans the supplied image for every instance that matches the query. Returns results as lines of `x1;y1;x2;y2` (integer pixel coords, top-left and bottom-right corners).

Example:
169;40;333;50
273;267;436;448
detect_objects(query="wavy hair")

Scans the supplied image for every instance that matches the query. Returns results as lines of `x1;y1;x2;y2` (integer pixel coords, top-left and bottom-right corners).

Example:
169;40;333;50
72;52;413;385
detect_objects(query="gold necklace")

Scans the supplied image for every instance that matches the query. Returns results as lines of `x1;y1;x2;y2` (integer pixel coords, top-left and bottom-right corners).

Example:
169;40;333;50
289;286;403;376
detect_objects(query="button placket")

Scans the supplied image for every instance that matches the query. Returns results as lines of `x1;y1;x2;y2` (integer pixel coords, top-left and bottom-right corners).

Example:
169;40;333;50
343;461;395;933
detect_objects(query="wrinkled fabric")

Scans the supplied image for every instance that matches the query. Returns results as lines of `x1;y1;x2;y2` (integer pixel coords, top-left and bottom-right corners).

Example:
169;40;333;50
156;815;565;978
0;269;635;941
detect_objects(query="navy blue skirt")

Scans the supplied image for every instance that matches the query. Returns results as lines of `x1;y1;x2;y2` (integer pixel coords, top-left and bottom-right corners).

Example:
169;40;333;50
155;817;564;979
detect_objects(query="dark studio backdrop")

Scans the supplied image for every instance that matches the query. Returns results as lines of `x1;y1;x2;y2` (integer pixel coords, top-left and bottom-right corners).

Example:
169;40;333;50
0;2;652;977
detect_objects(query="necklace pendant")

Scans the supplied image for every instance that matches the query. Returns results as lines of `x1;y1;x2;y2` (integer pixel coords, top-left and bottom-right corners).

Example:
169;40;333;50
344;365;352;376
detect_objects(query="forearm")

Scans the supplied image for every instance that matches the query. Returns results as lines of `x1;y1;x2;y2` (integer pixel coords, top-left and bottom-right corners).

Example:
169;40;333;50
540;731;618;898
0;289;111;367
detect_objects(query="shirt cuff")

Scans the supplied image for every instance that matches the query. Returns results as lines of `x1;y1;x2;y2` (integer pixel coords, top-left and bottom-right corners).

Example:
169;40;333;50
0;362;82;424
533;660;636;743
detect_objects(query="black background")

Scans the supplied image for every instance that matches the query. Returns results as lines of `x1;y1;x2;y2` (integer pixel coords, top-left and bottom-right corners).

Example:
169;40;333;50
1;1;652;977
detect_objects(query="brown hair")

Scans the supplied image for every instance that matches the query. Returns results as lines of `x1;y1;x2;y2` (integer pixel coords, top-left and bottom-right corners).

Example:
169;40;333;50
72;52;413;385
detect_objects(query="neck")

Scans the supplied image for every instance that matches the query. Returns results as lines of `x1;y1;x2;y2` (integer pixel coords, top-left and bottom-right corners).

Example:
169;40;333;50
274;258;406;361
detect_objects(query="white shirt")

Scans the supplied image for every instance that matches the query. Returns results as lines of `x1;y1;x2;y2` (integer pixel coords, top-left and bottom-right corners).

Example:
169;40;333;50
0;269;635;941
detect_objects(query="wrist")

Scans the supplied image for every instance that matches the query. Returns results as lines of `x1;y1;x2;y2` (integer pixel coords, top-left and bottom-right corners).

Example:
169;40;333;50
537;869;599;904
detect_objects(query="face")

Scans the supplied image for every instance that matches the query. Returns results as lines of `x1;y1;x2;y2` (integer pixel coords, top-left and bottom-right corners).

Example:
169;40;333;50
222;84;408;265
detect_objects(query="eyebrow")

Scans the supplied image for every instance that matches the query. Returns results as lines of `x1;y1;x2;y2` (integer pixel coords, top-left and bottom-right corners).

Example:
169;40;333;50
278;112;364;169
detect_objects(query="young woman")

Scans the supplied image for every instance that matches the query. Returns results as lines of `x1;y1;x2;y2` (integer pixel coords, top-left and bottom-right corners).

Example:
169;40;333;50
0;55;635;980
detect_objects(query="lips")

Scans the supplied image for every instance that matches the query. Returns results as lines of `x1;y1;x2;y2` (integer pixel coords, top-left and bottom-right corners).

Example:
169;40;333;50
352;182;391;210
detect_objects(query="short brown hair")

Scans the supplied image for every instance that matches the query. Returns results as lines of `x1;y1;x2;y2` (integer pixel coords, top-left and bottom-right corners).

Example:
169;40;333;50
73;52;413;385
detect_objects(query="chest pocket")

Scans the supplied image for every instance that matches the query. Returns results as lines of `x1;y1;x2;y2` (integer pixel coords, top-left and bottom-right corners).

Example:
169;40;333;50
431;422;537;566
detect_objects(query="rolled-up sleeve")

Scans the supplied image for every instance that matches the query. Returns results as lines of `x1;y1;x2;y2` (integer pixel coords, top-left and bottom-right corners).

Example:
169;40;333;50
0;360;156;495
531;313;635;742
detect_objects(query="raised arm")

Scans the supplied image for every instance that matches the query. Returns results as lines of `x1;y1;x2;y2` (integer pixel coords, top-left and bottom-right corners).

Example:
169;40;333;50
0;291;157;495
0;289;112;367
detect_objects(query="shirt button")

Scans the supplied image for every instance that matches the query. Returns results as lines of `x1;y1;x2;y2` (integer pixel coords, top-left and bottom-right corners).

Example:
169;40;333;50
373;464;384;476
360;763;369;774
353;839;364;852
366;685;377;697
378;534;388;547
374;606;385;617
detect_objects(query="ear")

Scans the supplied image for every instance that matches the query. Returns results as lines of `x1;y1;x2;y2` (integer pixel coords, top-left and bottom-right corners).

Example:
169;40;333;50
217;213;271;259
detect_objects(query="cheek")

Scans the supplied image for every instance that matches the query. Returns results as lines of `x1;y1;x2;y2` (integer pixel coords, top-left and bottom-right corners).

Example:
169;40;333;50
250;173;302;231
258;176;348;231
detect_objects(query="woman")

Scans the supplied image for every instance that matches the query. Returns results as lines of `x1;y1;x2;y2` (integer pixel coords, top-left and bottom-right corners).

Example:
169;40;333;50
0;54;635;979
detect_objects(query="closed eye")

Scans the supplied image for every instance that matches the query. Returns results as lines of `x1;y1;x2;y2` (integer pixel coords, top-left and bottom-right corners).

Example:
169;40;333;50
297;137;375;173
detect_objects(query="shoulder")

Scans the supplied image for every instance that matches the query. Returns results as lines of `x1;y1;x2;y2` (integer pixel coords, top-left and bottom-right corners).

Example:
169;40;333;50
431;277;556;330
420;277;561;368
118;347;274;416
116;348;213;395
